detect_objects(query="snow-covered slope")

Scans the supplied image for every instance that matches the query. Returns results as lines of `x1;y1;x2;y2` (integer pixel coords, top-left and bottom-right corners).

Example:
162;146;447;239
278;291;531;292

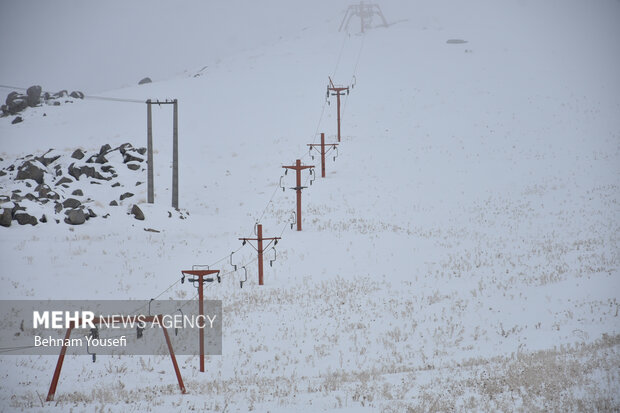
1;1;619;411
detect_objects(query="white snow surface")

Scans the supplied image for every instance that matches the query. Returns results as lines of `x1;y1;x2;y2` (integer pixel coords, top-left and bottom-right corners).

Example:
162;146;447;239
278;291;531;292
1;1;619;411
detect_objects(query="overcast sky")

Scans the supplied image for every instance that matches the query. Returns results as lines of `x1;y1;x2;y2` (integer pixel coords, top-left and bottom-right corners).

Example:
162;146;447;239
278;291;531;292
0;1;348;96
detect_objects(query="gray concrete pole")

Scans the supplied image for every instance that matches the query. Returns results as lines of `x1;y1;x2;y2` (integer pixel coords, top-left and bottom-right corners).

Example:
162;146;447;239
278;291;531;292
172;99;179;209
147;100;154;204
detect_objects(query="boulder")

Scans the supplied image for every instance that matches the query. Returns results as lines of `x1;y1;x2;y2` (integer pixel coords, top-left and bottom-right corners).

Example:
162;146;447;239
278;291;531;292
120;192;134;200
101;165;115;173
131;204;145;220
12;116;23;124
52;90;68;98
71;149;85;160
6;92;28;114
69;91;84;99
119;143;133;155
111;182;121;187
72;189;83;196
15;160;45;184
26;85;42;107
0;208;11;227
138;77;152;85
65;209;85;225
99;144;112;155
54;202;63;213
109;200;118;206
14;212;38;226
55;176;73;186
123;152;144;163
68;163;110;181
127;162;140;171
40;214;47;223
62;198;81;208
136;147;147;155
87;208;97;218
36;150;60;167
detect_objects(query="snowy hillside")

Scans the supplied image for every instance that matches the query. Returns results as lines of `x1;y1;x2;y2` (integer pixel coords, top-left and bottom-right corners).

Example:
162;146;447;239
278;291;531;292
1;1;619;411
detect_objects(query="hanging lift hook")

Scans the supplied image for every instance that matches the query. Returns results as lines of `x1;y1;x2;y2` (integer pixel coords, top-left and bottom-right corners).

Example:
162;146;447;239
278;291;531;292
230;251;237;271
290;211;297;229
240;266;248;289
269;247;277;267
148;298;154;316
333;146;339;162
309;168;316;186
279;175;286;192
175;308;184;336
85;327;99;362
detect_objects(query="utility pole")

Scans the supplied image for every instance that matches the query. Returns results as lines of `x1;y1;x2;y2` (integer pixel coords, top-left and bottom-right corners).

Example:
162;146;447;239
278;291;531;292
339;1;389;33
327;77;349;142
307;133;339;178
282;159;315;231
145;99;179;209
239;224;280;286
146;100;154;203
172;99;179;209
181;269;220;373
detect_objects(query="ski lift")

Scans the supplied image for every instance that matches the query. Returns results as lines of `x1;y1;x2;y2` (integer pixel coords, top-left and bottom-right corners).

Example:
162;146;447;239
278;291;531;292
333;146;339;162
148;298;155;316
242;239;246;246
86;327;98;363
309;169;316;186
269;247;277;267
230;251;237;271
254;222;258;236
181;272;185;284
351;75;357;89
240;266;248;288
290;211;297;229
279;175;286;192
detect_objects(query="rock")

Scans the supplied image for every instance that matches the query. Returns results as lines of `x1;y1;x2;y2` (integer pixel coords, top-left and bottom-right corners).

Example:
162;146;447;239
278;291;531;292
131;204;145;220
0;170;6;176
65;209;85;225
111;182;121;187
40;214;47;223
62;198;81;208
6;92;28;114
71;149;85;160
87;208;97;218
119;143;133;155
36;150;61;167
101;165;115;173
86;154;108;164
11;203;25;217
14;212;37;226
136;181;143;186
109;200;118;206
55;176;73;186
127;162;140;171
69;91;84;99
26;85;42;107
0;208;11;227
72;189;83;196
12;116;23;124
123;152;144;163
53;90;68;98
99;144;112;155
68;163;110;181
138;77;152;85
136;147;147;156
15;160;45;184
120;192;134;200
54;202;63;213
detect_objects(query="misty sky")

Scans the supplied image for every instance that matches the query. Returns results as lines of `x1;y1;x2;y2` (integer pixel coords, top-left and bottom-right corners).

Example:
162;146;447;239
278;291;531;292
0;1;348;96
1;0;619;101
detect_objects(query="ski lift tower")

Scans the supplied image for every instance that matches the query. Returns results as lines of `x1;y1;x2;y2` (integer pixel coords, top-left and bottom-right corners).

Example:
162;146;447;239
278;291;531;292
339;2;389;33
